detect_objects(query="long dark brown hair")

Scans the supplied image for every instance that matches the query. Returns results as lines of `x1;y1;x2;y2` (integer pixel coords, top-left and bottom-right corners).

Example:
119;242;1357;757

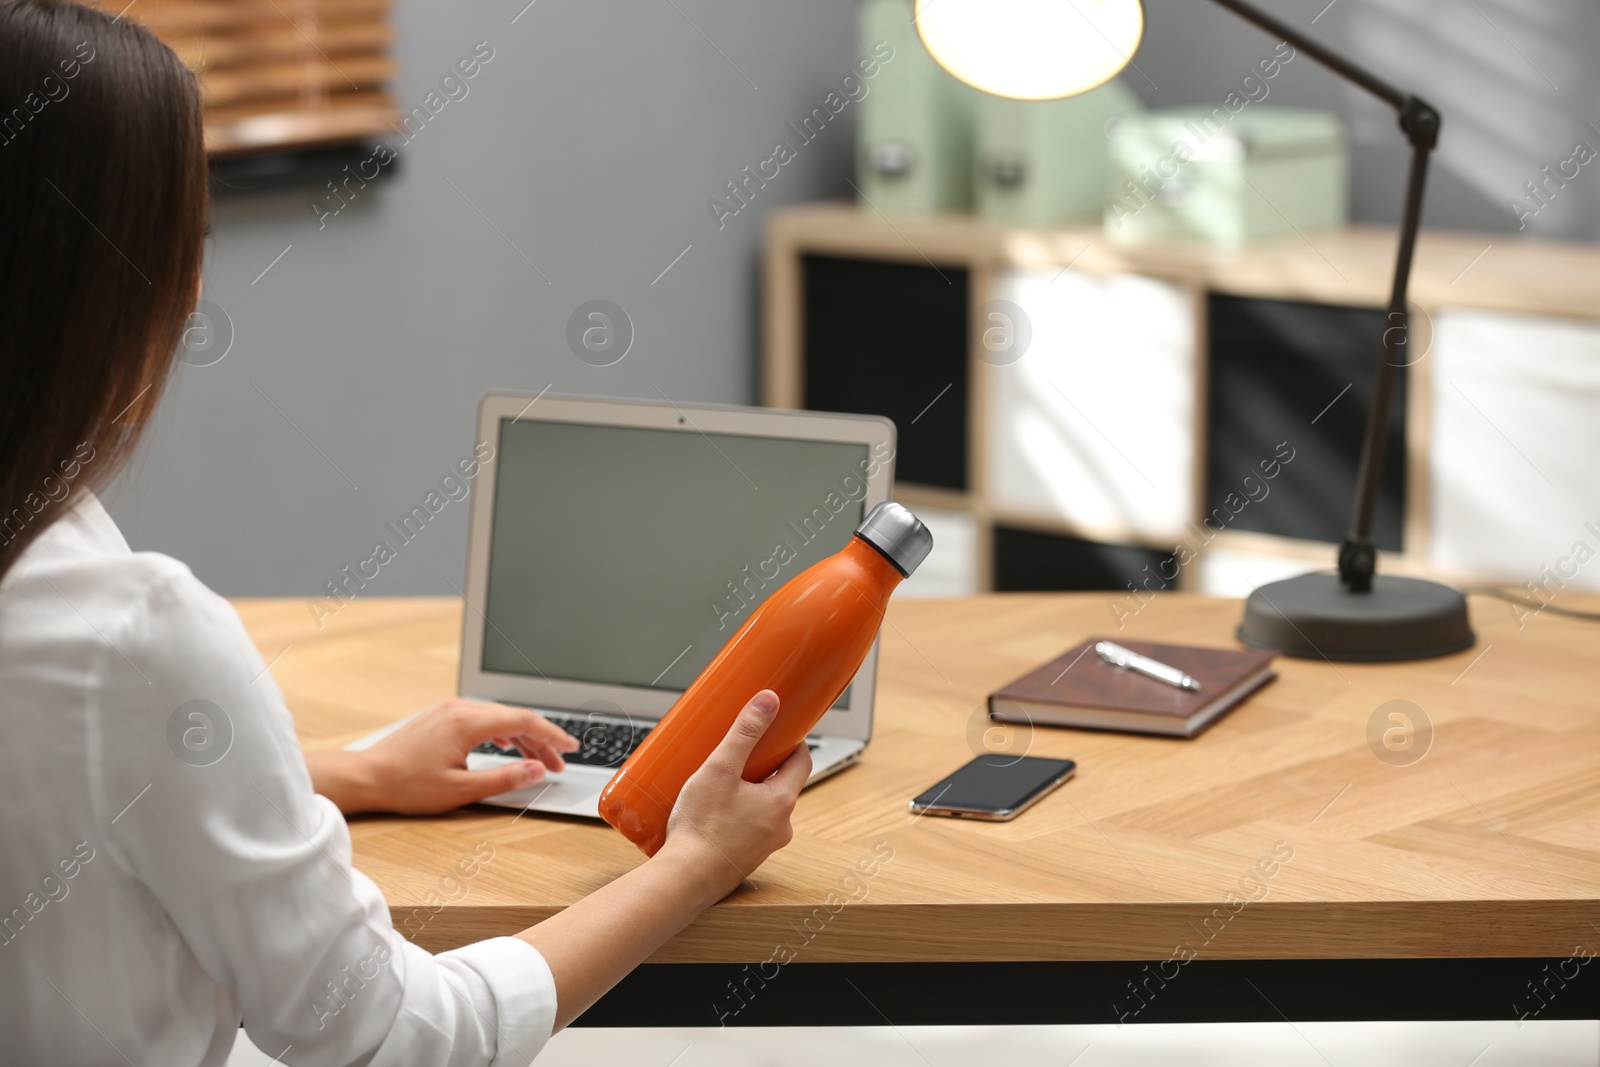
0;0;206;582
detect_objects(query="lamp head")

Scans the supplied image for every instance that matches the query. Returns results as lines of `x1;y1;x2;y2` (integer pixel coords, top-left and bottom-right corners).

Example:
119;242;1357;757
914;0;1145;100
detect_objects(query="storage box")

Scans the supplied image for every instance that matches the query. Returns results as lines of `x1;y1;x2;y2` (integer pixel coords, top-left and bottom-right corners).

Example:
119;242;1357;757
1104;107;1347;246
976;79;1144;227
856;0;979;215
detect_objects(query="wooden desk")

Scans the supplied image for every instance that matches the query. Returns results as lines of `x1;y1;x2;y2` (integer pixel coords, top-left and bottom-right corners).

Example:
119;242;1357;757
237;592;1600;1026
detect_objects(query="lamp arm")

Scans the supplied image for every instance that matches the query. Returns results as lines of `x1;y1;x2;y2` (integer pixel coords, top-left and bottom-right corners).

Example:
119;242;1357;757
1206;0;1441;592
1337;132;1435;591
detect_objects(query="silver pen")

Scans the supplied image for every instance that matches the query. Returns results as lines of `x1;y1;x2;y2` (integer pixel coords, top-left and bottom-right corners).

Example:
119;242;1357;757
1094;640;1201;692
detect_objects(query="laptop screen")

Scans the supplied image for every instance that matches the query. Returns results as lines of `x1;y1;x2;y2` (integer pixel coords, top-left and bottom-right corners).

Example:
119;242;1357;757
481;417;871;704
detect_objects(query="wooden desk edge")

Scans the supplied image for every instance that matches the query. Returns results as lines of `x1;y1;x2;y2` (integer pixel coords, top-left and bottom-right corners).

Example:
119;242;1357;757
403;899;1600;963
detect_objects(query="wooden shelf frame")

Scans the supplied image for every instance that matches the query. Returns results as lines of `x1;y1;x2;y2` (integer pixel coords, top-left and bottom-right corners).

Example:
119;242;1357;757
763;202;1600;592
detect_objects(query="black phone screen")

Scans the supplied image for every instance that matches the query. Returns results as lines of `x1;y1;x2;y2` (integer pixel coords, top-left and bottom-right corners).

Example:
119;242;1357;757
912;754;1076;814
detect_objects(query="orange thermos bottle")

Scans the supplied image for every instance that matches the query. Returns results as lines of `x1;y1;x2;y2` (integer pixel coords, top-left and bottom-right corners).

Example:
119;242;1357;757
599;501;933;855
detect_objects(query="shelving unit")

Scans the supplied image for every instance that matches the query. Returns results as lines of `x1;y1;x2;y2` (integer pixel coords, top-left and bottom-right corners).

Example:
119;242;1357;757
763;202;1600;597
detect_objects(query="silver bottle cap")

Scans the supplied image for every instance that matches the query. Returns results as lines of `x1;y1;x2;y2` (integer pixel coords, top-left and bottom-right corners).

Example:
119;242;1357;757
854;501;933;577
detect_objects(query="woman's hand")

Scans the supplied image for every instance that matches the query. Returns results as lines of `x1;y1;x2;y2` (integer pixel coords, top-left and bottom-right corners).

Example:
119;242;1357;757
304;697;580;815
517;689;811;1030
657;689;811;899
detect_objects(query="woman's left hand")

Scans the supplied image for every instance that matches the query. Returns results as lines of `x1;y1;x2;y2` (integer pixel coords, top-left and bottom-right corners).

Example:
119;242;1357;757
304;697;581;815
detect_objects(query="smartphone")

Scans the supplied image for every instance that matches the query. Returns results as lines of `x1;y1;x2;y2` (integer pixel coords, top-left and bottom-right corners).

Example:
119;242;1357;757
909;754;1077;821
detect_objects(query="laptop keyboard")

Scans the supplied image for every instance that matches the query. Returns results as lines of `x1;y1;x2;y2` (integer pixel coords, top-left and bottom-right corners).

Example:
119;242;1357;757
474;712;651;769
473;711;822;769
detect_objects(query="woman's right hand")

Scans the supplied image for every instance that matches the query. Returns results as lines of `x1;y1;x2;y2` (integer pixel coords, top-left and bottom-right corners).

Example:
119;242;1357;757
517;690;811;1029
659;689;811;899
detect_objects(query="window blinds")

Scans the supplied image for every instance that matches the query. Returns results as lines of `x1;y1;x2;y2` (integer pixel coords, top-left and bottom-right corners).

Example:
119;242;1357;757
122;0;399;155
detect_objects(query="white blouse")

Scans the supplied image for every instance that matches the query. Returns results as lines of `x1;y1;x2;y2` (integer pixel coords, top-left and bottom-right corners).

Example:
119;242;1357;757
0;493;557;1065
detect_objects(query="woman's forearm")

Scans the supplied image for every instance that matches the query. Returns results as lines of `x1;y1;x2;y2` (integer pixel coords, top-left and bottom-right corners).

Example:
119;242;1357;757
516;838;734;1030
307;742;742;1031
301;746;381;814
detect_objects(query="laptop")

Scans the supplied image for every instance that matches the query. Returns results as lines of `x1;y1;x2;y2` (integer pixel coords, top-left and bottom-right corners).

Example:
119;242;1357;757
351;392;897;818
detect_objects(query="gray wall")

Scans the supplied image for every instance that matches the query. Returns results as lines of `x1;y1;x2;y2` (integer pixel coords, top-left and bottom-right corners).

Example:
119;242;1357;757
1135;0;1600;238
109;0;1598;596
109;0;859;597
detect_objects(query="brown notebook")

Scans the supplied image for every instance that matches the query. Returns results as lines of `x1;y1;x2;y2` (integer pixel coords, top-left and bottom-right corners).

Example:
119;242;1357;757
988;638;1277;738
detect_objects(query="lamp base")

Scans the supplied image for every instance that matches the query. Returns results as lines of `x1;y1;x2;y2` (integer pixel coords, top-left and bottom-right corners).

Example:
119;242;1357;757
1238;572;1474;662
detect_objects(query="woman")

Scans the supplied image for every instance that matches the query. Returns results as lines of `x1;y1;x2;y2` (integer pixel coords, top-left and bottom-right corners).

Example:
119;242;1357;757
0;2;810;1063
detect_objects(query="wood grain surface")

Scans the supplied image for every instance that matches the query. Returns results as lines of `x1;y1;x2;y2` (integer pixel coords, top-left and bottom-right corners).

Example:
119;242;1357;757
236;592;1600;963
764;202;1600;323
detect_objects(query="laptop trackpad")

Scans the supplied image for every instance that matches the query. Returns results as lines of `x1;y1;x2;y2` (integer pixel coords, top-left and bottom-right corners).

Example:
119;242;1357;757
482;770;605;814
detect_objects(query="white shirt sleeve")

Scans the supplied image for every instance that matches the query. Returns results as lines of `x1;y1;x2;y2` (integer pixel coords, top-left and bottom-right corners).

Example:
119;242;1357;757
86;561;558;1067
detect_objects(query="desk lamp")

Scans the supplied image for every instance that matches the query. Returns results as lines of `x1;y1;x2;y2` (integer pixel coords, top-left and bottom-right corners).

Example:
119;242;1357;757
915;0;1475;661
